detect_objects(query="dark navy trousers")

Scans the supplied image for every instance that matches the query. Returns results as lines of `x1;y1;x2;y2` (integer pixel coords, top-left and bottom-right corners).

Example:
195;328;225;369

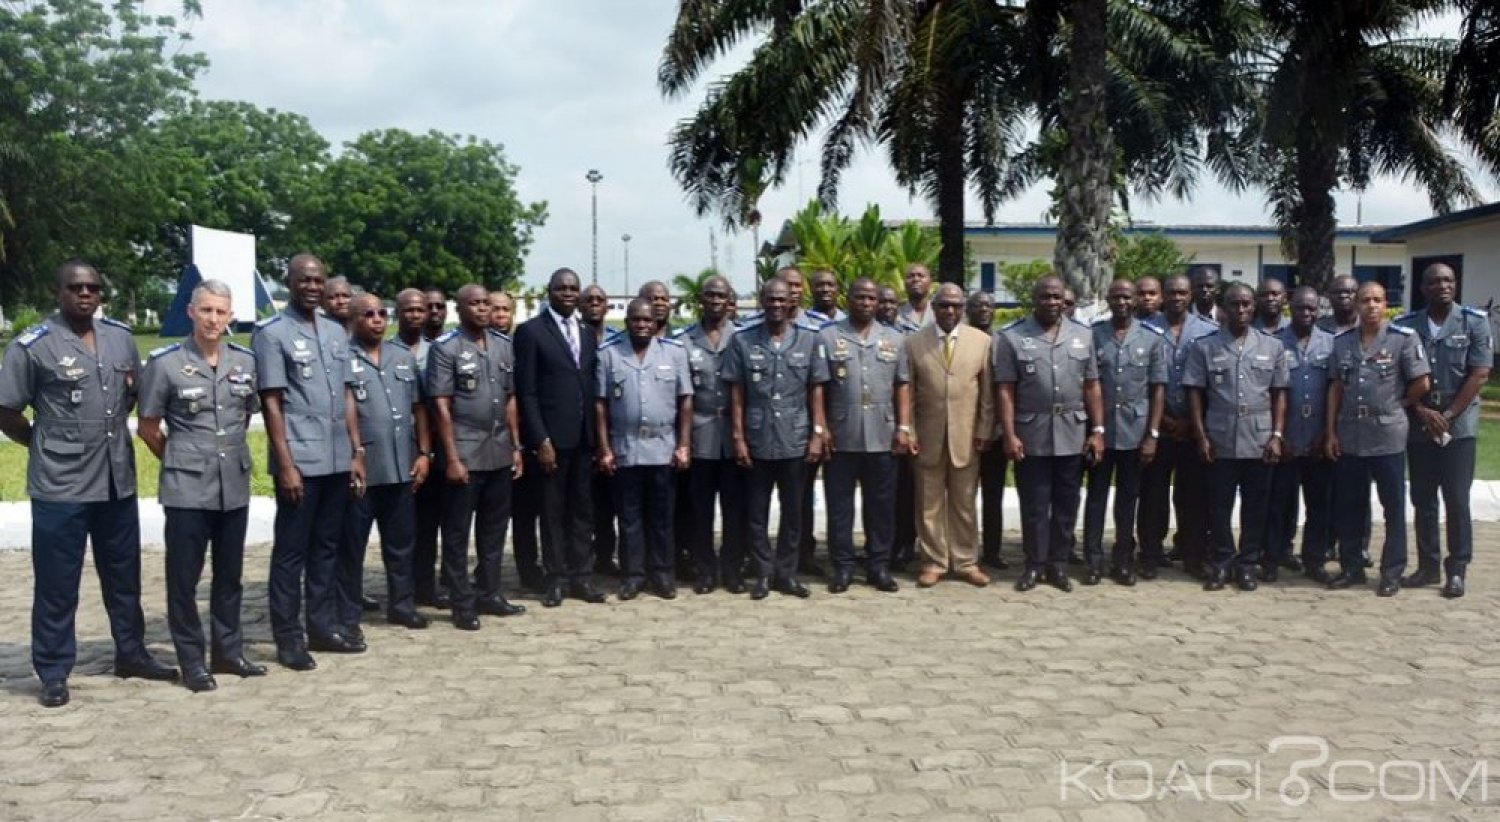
1015;455;1083;575
747;458;806;582
613;465;676;584
270;473;347;648
164;506;249;670
441;468;512;613
346;482;418;623
1266;455;1333;569
1206;458;1271;572
1409;438;1476;576
1083;449;1142;571
1336;453;1408;577
684;458;748;582
824;451;895;575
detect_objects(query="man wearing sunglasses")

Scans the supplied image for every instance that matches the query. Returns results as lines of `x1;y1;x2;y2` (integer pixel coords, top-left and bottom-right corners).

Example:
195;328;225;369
1;261;178;707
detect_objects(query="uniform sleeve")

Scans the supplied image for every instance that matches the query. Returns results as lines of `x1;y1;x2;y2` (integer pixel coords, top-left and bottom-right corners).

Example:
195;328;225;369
1270;343;1290;389
426;342;456;398
674;347;693;398
0;341;35;411
1403;333;1431;380
1180;340;1207;388
721;338;744;384
595;349;611;398
991;333;1018;383
807;338;830;384
1147;337;1168;385
1080;334;1099;381
1468;314;1494;370
251;328;288;392
894;336;911;384
138;357;170;419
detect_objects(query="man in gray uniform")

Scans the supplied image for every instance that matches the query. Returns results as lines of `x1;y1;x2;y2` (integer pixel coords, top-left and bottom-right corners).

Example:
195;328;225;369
252;254;365;669
807;269;847;324
994;275;1106;593
597;298;694;599
967;290;1010;570
1325;282;1430;596
1083;279;1166;586
1395;263;1491;598
1265;286;1336;583
724;278;831;599
139;279;265;692
1253;278;1289;333
344;293;433;632
899;264;935;329
815;277;910;593
1183;282;1290;592
675;275;749;593
0;260;178;707
428;284;527;629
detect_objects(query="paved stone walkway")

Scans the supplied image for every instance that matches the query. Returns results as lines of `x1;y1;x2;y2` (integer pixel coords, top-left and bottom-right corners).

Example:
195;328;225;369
2;528;1498;819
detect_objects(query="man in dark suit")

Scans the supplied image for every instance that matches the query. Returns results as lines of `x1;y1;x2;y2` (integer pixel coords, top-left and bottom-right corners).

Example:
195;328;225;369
514;268;606;607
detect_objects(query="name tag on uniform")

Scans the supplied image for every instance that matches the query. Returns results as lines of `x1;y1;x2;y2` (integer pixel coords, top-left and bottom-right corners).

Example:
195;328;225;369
178;386;207;400
749;346;767;362
1070;338;1085;349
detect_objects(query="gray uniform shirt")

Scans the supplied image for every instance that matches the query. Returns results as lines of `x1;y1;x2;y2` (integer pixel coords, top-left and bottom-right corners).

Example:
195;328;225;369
1331;324;1429;457
597;337;692;468
251;308;353;477
898;301;935;329
721;321;831;461
1091;319;1167;450
992;317;1099;457
138;339;257;511
1182;328;1290;459
816;319;910;453
0;315;138;501
1276;325;1335;456
426;328;515;472
350;340;424;487
1158;313;1219;419
675;321;737;460
1395;305;1493;441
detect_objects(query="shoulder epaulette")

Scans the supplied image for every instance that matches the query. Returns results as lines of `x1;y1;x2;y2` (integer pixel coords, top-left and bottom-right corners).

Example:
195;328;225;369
1394;311;1418;323
736;316;765;330
14;324;49;347
1387;323;1414;335
598;335;625;351
389;337;411;351
1335;326;1356;337
659;336;683;347
1140;322;1166;336
486;328;512;342
670;325;693;340
1067;316;1089;328
1462;305;1487;319
254;314;281;329
147;342;181;361
1000;318;1023;331
805;308;830;322
435;329;459;344
227;341;255;357
1091;317;1110;327
99;317;131;331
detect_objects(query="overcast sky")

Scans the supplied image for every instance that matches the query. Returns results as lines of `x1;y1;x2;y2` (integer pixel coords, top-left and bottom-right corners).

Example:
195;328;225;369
182;1;1495;294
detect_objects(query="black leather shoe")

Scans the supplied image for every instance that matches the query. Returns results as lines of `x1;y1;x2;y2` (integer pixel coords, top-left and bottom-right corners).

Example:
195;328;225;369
346;625;367;645
1326;570;1368;590
1442;575;1466;599
477;596;526;617
1110;567;1136;587
1045;570;1073;593
276;645;317;671
1082;568;1102;586
649;580;677;600
724;578;747;595
827;571;852;594
308;633;365;654
1235;568;1259;592
570;583;607;604
1305;565;1333;585
797;561;826;579
1203;569;1226;592
1402;568;1441;588
1280;556;1304;572
1376;577;1400;597
749;578;770;600
594;558;623;577
387;610;431;630
618;580;643;601
692;576;716;595
212;656;268;677
430;590;452;610
1259;566;1279;583
1066;552;1086;566
115;656;179;682
981;553;1011;571
541;585;564;608
1184;564;1207;581
183;667;217;693
361;594;380;612
1166;547;1184;562
38;680;69;708
869;572;899;593
776;578;811;598
451;610;481;631
1015;569;1040;592
1137;564;1158;581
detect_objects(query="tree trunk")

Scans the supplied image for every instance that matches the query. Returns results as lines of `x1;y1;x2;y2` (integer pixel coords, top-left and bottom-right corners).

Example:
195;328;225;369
1292;48;1343;293
935;79;967;286
1053;0;1115;301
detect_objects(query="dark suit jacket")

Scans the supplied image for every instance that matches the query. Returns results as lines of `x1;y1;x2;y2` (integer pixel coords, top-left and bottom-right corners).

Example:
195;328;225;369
515;308;597;451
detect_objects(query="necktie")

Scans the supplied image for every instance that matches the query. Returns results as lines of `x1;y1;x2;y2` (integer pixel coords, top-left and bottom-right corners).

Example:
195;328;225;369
943;334;954;366
564;317;578;364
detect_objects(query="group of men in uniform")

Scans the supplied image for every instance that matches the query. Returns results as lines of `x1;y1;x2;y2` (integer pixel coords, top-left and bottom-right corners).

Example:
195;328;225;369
1;254;1489;708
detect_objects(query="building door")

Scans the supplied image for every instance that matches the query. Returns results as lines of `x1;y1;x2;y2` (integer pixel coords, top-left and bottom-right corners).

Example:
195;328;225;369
1409;255;1464;311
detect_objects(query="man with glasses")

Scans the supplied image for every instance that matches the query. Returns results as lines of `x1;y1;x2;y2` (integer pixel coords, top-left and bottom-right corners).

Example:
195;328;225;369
0;261;179;706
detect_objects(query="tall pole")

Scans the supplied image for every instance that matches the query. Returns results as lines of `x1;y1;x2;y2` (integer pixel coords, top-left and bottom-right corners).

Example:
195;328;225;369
586;169;603;286
622;233;632;294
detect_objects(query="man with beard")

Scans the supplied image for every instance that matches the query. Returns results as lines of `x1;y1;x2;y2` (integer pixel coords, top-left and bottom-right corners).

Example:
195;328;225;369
1;261;179;706
252;254;366;669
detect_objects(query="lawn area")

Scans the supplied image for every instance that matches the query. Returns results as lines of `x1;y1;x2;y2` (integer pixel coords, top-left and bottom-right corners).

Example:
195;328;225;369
0;430;274;502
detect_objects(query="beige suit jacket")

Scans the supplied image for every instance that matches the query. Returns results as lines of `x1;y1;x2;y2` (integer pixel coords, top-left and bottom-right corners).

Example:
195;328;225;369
907;324;995;469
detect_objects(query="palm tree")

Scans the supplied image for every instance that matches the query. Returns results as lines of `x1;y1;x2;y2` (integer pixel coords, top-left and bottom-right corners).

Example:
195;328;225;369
670;267;723;316
1446;0;1500;177
1253;0;1488;291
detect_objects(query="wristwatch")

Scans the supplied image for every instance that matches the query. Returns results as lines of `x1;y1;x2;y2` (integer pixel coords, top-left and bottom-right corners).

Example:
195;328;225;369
1090;425;1105;435
354;446;367;456
813;425;826;435
1270;430;1284;439
897;425;913;434
1148;428;1160;439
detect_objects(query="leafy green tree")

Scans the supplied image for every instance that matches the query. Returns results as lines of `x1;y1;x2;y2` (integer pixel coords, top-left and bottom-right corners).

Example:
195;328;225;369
787;200;939;308
0;0;206;312
1447;2;1500;177
670;267;723;315
1113;232;1194;282
999;259;1055;309
295;129;548;296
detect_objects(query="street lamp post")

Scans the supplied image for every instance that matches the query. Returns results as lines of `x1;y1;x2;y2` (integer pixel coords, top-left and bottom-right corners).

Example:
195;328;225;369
622;233;632;295
585;168;603;285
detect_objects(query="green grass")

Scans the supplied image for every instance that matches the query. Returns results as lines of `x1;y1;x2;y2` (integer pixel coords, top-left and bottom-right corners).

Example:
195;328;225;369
0;430;274;501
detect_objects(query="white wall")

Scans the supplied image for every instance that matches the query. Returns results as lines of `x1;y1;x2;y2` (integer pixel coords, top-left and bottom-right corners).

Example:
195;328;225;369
1400;221;1500;310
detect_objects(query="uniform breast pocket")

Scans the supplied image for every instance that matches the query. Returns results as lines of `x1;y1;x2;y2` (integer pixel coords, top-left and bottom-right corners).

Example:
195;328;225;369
610;375;627;400
1016;354;1039;378
175;386;209;414
1128;348;1152;370
289;351;316;380
456;364;480;392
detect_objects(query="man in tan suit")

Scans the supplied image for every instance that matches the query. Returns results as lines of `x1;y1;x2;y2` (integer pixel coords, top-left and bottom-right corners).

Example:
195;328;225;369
907;283;996;587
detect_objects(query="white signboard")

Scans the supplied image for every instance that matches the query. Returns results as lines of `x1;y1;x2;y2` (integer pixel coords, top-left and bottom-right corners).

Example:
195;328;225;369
189;225;257;316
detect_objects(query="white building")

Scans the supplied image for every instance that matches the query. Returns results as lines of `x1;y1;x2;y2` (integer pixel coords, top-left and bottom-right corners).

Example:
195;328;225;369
1370;202;1500;312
